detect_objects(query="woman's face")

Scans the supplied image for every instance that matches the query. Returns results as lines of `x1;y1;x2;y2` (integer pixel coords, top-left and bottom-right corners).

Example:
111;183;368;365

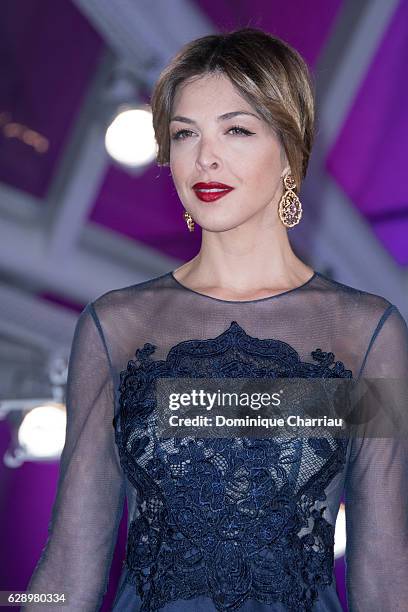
169;71;289;232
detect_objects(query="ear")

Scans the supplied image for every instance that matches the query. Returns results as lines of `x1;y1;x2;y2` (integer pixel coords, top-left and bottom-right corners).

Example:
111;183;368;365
279;141;289;169
281;165;290;179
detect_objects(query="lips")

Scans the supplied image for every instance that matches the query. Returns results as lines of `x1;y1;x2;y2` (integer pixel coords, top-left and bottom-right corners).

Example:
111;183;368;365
193;181;233;189
192;181;234;203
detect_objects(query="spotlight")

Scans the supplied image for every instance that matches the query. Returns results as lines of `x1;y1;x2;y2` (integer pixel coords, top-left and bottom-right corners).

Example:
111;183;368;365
334;502;346;558
17;403;66;460
0;351;68;467
105;104;157;168
100;64;157;170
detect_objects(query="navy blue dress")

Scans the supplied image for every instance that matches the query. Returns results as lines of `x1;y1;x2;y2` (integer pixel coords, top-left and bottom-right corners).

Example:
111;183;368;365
24;270;408;611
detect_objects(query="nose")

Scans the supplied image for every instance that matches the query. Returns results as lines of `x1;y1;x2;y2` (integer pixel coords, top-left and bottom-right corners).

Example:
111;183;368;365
195;137;221;171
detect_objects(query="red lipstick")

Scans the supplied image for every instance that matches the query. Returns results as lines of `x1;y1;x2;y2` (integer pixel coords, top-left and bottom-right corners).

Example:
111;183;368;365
192;181;234;203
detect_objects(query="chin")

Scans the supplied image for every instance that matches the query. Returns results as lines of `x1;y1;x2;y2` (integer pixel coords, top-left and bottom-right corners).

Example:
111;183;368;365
196;214;253;233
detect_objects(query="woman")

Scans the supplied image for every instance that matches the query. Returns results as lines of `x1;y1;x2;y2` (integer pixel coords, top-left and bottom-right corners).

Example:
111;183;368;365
25;27;408;611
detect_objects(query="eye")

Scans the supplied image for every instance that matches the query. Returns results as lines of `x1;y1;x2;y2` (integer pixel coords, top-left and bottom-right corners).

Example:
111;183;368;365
170;128;193;141
170;125;255;141
227;125;255;136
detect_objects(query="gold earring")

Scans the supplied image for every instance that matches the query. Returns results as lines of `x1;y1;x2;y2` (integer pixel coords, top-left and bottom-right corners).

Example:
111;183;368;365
183;210;195;232
278;173;302;228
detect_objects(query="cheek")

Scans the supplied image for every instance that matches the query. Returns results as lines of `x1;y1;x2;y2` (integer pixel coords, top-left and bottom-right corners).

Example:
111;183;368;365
239;149;281;190
169;154;189;188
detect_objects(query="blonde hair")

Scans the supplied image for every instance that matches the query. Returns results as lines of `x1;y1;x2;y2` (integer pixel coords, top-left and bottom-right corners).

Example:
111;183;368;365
150;27;316;191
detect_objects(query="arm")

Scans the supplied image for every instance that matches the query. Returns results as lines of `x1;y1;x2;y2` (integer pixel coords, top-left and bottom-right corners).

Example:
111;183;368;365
23;303;125;611
344;305;408;611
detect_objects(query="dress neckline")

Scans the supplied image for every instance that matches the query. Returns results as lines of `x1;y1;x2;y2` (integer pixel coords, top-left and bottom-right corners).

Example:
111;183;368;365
168;269;319;304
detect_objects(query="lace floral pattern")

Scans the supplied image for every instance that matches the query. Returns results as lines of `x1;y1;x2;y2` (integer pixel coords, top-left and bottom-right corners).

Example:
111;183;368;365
113;321;353;611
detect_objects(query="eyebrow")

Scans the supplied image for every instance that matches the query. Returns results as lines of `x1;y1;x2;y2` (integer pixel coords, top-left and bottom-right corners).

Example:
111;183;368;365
169;111;261;124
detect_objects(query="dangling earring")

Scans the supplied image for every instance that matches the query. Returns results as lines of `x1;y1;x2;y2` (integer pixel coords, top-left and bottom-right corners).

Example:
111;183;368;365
278;173;302;228
183;210;195;232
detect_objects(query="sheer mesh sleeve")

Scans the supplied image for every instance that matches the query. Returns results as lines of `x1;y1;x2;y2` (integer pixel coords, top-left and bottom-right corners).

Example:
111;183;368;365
23;302;126;611
344;305;408;611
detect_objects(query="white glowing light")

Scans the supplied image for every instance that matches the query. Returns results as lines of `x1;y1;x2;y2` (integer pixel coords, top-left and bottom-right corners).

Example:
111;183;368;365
18;403;66;459
334;502;347;558
105;106;157;168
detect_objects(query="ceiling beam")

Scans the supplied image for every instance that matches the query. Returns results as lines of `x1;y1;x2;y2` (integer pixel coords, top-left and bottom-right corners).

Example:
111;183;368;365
72;0;215;87
0;189;179;304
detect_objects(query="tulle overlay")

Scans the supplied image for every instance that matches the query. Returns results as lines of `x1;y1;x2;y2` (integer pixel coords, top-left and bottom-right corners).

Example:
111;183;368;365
24;270;408;611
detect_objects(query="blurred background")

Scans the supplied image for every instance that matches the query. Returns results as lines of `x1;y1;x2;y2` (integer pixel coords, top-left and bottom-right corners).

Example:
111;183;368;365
0;0;407;610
